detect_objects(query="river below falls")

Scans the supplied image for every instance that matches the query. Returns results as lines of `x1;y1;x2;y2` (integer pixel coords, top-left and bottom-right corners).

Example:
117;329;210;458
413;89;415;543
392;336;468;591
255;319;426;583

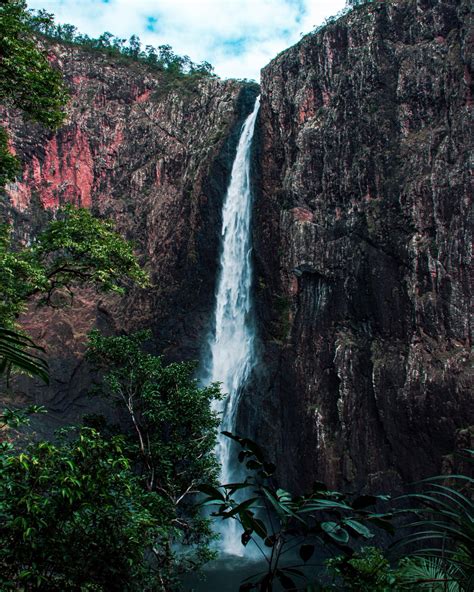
181;555;268;592
181;549;328;591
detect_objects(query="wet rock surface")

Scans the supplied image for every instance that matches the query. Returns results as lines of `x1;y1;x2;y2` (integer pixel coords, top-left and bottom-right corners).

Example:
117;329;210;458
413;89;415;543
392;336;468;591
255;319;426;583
250;0;472;491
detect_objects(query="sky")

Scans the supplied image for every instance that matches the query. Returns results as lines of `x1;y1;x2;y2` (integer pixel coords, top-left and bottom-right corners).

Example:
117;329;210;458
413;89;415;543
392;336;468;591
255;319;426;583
27;0;346;80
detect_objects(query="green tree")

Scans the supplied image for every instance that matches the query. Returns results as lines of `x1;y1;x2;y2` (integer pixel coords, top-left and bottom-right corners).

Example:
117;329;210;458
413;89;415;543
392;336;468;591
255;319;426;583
326;547;398;591
26;8;215;82
0;0;69;186
0;426;163;591
1;0;71;382
126;34;142;59
86;330;222;586
0;205;149;382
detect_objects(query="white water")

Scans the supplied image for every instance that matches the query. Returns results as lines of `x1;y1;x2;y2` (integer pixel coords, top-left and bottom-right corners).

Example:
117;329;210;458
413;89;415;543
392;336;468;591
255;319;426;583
205;96;260;555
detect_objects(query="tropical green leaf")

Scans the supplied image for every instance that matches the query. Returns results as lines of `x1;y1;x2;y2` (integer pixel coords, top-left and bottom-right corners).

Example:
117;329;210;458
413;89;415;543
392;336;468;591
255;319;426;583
276;570;297;590
344;519;374;539
0;327;49;383
321;521;349;544
197;483;225;502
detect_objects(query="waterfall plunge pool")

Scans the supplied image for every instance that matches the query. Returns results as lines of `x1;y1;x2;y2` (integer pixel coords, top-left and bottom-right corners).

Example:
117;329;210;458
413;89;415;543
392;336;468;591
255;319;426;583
182;555;266;592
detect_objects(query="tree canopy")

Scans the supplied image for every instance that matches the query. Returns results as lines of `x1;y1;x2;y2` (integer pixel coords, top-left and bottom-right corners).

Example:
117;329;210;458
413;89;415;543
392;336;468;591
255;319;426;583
27;8;215;78
86;330;222;585
0;206;149;382
0;0;69;129
0;426;163;591
0;0;69;187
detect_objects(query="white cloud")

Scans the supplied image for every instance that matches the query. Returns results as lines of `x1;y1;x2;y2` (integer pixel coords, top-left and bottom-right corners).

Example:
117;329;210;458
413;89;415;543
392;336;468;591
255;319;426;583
27;0;346;80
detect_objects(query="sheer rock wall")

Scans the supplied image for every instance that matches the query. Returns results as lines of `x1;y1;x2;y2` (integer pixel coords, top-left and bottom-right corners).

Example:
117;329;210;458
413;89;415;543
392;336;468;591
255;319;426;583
250;0;472;491
2;42;257;432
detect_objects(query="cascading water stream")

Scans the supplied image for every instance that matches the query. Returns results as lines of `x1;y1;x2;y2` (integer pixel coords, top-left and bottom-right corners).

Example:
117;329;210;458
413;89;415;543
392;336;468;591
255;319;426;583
205;96;260;555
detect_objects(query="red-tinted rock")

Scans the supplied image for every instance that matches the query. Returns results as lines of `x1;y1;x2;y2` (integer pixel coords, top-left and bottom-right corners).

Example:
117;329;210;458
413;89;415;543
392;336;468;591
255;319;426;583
1;41;258;432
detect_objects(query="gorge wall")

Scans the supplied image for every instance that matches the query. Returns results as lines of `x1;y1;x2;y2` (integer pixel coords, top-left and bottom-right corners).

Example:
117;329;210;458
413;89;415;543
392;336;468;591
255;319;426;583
2;41;258;433
2;0;472;491
249;0;472;492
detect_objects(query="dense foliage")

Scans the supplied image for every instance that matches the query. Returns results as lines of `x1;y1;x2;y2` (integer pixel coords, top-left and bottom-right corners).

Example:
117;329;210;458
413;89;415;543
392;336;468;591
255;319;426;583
0;206;148;383
0;206;148;326
0;0;68;187
0;0;68;129
0;426;162;591
87;330;223;586
28;9;215;78
394;466;474;591
1;328;225;590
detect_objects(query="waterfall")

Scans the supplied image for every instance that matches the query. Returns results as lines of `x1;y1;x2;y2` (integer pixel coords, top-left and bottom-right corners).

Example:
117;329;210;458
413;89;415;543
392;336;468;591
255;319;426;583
205;96;260;555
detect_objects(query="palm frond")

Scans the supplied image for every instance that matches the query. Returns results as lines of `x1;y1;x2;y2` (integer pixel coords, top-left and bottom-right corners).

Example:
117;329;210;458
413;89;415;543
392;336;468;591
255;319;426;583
0;327;49;384
398;557;462;591
395;458;473;591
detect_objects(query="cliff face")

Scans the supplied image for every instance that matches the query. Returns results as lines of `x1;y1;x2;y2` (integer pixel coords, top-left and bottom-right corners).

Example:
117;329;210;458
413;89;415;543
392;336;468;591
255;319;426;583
2;0;471;491
2;42;257;431
252;0;472;491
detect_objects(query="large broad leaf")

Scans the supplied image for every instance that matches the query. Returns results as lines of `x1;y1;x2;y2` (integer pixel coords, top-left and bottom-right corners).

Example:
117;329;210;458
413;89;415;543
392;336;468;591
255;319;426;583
241;529;252;546
276;488;292;502
222;432;266;462
351;494;388;510
196;484;225;502
298;499;352;512
223;482;253;492
344;519;374;539
282;567;305;577
223;497;258;518
299;543;315;562
276;570;297;590
251;517;268;540
321;521;349;544
262;487;305;523
366;515;395;535
259;573;272;592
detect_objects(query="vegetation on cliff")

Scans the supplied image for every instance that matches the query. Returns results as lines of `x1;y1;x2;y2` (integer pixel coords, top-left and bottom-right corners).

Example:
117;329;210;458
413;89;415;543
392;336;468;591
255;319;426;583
0;206;149;381
1;1;149;381
86;330;223;584
0;210;221;589
1;336;223;590
1;5;220;587
0;1;68;129
0;0;68;186
27;8;215;78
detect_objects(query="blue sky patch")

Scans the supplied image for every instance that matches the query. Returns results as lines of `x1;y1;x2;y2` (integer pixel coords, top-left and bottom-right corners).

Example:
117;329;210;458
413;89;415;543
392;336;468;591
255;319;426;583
26;0;345;80
146;15;159;33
